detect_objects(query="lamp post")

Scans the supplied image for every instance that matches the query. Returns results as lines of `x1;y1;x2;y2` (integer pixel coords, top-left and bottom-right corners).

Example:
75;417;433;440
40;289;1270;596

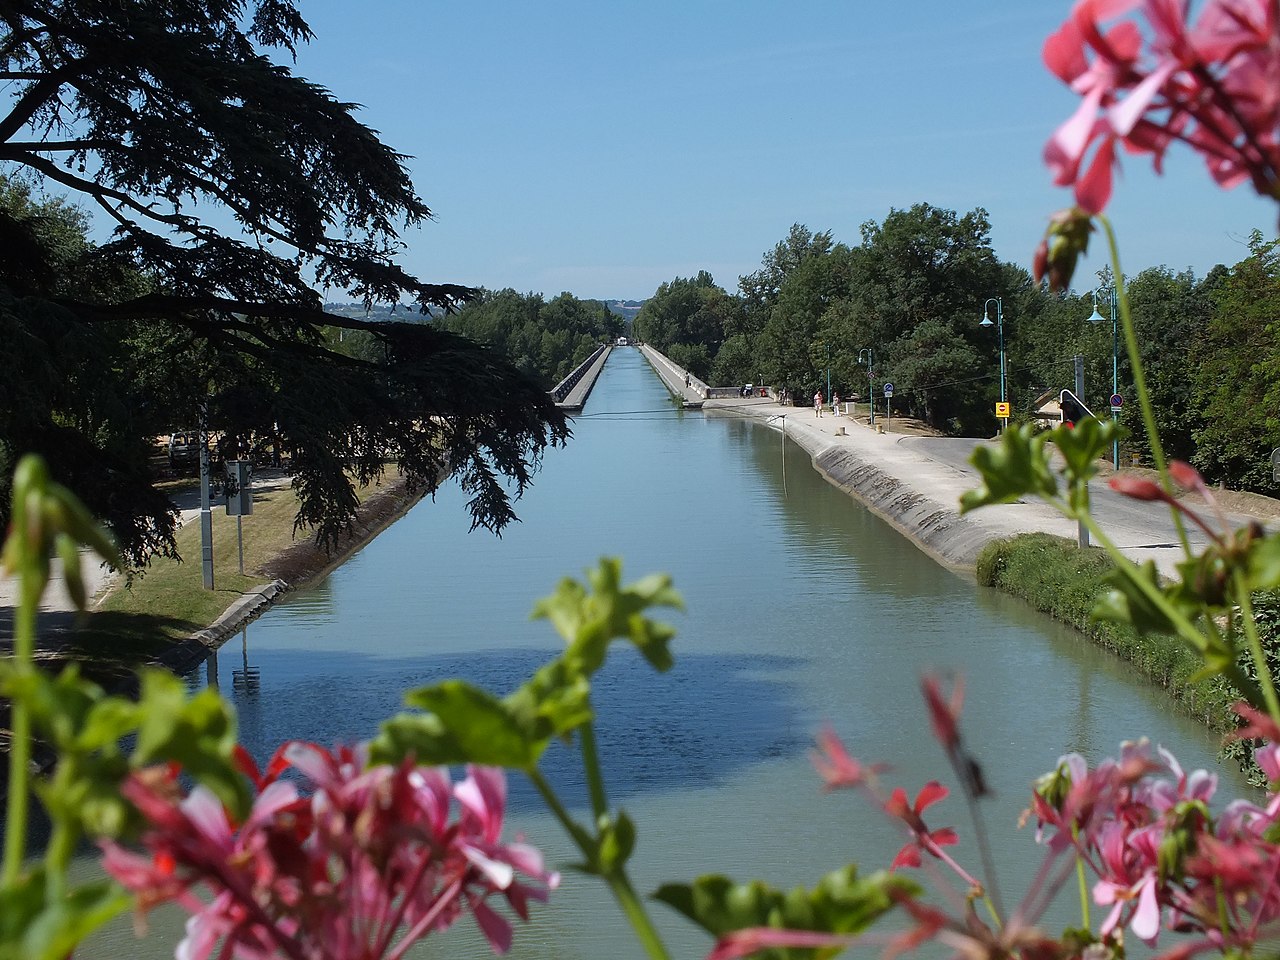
1086;286;1120;469
824;343;831;408
979;297;1005;429
858;348;874;425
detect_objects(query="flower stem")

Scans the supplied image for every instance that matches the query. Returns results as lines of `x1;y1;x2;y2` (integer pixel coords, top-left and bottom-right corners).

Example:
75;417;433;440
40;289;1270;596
579;721;610;822
1100;217;1191;554
1236;575;1280;723
1069;506;1259;702
527;768;595;854
526;771;671;960
602;869;672;960
1072;826;1090;930
2;577;39;886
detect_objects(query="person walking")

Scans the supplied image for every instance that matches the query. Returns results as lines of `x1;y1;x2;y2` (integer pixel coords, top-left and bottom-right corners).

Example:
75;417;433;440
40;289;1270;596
832;391;841;416
814;389;823;417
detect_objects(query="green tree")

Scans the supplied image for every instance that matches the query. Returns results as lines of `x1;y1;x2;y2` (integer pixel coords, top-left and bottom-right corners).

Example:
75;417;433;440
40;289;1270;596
440;290;618;385
634;271;739;382
0;1;568;565
1125;265;1210;465
1192;233;1280;492
845;204;1003;432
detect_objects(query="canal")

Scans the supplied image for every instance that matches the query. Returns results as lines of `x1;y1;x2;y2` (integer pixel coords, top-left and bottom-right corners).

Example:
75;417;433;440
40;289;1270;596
82;347;1240;958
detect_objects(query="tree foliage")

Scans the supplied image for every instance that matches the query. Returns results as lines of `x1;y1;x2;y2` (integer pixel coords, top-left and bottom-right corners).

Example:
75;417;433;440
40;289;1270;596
435;289;621;386
0;0;569;566
627;211;1280;491
632;271;739;382
1192;233;1280;491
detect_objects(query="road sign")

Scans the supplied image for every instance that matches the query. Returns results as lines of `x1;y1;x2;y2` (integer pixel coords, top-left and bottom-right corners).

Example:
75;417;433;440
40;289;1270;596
1110;393;1123;411
883;382;894;398
995;401;1010;418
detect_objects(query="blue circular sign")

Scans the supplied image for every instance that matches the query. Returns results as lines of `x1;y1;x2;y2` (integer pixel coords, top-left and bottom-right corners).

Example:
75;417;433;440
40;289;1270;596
883;382;894;397
1110;393;1123;408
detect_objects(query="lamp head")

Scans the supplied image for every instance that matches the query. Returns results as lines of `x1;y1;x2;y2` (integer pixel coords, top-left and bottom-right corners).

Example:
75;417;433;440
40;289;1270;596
979;314;994;328
1086;307;1106;325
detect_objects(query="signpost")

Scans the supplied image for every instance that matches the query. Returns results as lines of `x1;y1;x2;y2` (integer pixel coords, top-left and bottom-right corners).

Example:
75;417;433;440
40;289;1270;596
883;382;894;432
226;460;253;575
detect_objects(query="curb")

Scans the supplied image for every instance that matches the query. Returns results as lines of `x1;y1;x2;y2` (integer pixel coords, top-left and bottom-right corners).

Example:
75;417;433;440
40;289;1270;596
157;579;290;676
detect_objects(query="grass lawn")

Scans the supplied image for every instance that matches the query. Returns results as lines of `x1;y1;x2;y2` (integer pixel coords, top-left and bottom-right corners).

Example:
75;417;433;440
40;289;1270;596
95;482;308;642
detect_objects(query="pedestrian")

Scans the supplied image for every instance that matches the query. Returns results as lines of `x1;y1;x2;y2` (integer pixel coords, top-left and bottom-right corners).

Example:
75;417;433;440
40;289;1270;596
685;372;691;388
832;391;841;416
814;389;823;417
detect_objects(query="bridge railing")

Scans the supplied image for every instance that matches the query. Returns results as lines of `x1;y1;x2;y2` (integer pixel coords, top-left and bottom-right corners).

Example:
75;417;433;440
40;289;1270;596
550;344;608;402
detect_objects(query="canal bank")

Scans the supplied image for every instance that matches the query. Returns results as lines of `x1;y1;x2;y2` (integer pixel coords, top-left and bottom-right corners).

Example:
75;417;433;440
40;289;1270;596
704;396;1275;577
155;475;427;674
705;397;1071;574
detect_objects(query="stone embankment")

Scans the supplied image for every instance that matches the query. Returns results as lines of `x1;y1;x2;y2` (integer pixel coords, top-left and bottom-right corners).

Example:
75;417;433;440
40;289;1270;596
706;399;1011;571
704;396;1268;577
157;476;425;674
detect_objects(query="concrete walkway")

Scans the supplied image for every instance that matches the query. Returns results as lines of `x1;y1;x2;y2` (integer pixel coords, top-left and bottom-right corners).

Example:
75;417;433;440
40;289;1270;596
705;396;1266;578
637;344;708;406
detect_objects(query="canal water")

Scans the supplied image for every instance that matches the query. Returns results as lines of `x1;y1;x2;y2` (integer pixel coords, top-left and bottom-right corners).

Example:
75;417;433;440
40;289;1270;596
81;348;1241;959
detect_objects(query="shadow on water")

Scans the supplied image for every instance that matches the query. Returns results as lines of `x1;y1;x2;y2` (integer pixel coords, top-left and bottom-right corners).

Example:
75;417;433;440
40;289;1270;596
197;645;807;813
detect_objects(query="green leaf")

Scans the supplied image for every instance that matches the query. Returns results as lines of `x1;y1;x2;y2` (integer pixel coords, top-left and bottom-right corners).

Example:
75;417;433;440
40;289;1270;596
503;658;594;743
1247;533;1280;590
131;670;247;817
960;425;1057;513
654;866;913;959
530;558;683;676
21;882;130;960
1094;561;1184;636
1051;419;1123;512
376;680;539;768
0;871;128;960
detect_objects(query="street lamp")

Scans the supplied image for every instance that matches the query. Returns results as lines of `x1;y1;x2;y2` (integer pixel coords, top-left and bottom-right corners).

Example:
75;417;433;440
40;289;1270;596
857;348;874;425
979;297;1005;426
1086;286;1120;469
824;343;831;407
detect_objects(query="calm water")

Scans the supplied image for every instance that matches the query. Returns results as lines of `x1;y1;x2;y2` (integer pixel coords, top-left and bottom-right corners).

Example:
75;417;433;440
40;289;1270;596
82;348;1241;959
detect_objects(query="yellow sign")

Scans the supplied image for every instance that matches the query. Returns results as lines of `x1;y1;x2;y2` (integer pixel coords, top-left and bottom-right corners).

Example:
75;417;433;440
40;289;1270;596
995;402;1011;418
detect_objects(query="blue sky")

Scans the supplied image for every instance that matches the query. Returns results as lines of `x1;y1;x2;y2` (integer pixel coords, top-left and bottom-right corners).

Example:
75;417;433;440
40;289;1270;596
290;0;1273;301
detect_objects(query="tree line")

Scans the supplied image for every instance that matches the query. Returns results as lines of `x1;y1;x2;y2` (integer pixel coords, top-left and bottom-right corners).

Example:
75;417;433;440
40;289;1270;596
632;206;1280;496
433;290;624;387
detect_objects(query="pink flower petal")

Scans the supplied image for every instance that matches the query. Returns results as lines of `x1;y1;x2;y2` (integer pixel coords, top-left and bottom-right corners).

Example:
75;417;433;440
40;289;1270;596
179;786;232;850
1108;60;1178;135
462;844;516;890
1131;874;1162;942
470;897;514;954
1075;135;1117;213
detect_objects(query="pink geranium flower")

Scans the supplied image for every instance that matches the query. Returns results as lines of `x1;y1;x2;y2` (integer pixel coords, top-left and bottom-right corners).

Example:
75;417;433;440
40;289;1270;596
1043;0;1280;217
884;782;960;870
101;743;558;960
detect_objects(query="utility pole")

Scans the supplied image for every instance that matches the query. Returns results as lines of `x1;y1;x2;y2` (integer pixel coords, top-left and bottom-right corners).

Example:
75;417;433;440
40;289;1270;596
1074;356;1089;550
199;400;214;589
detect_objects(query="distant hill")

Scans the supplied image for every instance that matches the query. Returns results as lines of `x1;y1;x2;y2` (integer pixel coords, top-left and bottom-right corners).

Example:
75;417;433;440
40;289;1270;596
323;302;432;321
603;299;645;321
